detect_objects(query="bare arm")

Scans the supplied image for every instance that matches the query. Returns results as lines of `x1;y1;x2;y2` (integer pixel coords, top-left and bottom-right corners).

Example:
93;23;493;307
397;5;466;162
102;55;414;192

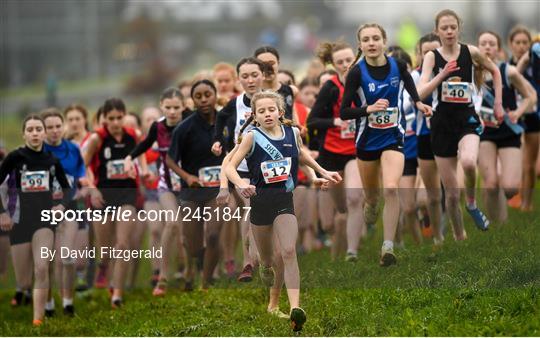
470;45;504;119
508;65;537;119
225;132;254;189
516;52;530;74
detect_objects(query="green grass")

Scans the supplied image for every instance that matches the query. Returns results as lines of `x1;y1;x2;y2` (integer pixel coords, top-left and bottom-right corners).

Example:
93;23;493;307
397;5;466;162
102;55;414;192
0;200;539;336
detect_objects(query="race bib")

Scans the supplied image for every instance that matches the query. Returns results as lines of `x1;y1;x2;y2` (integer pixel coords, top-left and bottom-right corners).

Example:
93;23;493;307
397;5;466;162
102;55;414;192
480;107;499;128
106;160;128;180
441;82;472;103
198;166;221;187
21;170;49;192
260;157;292;184
169;170;182;192
340;119;356;139
368;108;399;129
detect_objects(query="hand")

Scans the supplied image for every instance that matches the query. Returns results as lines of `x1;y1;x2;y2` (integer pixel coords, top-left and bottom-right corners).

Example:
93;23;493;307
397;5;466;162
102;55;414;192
333;118;343;127
442;60;460;77
124;156;133;174
0;212;13;231
416;102;432;117
319;170;342;184
366;99;389;114
493;101;504;123
126;166;137;180
312;178;330;191
238;182;256;198
52;204;65;212
186;174;201;188
300;126;308;138
90;188;105;209
216;188;230;205
507;110;520;124
211;142;223;156
75;186;89;199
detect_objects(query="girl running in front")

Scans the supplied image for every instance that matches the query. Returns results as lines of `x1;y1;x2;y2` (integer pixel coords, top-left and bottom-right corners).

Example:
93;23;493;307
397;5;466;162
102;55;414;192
340;23;432;266
225;90;341;332
83;98;142;308
509;25;540;211
411;33;445;245
308;39;366;262
166;80;226;290
125;88;188;295
477;31;536;223
0;115;71;326
417;9;504;236
42;108;88;316
212;57;268;282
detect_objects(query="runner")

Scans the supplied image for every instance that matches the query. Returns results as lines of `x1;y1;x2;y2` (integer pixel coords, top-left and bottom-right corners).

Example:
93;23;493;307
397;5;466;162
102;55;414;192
42;108;88;316
83;98;143;308
225;90;341;331
417;9;504;237
212;57;268;282
125;88;188;295
341;23;432;265
0;115;71;325
477;30;536;223
308;39;366;262
166;80;226;290
411;33;445;245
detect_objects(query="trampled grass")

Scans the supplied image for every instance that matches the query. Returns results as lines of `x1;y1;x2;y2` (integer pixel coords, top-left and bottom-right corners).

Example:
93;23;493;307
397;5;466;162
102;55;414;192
0;200;539;336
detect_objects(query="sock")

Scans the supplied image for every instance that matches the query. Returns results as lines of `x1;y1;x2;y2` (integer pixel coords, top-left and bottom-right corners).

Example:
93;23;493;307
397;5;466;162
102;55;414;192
63;298;73;307
45;299;55;310
347;250;357;255
382;240;394;251
466;197;476;209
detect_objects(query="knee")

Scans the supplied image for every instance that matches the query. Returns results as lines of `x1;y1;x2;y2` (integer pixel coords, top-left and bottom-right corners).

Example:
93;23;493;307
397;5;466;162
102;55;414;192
280;245;296;261
460;157;477;173
61;256;75;266
428;193;442;206
483;177;498;190
402;202;416;216
150;227;161;240
383;186;398;199
115;241;129;251
346;191;363;209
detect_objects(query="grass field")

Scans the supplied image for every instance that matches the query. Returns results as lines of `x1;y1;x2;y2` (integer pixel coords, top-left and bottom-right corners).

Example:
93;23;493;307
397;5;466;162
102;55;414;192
0;194;539;336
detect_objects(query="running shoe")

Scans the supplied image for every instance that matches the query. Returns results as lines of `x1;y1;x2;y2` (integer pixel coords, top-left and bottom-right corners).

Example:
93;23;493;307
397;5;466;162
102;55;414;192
507;193;521;209
111;299;122;309
379;247;397;267
237;264;253;282
268;307;289;319
10;291;23;306
45;309;55;318
259;265;274;287
364;203;379;226
23;290;32;306
225;260;236;279
466;206;489;231
32;319;43;327
184;280;194;292
290;307;307;332
63;305;75;317
152;279;167;297
345;252;357;262
95;265;108;289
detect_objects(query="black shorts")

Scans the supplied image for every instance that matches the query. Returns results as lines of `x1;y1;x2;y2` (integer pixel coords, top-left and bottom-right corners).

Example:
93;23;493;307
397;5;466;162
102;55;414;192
522;113;540;133
100;188;138;208
430;109;482;158
480;135;521;149
403;158;418;176
10;223;55;246
250;191;295;226
0;229;9;237
357;143;402;161
417;134;434;160
317;150;355;172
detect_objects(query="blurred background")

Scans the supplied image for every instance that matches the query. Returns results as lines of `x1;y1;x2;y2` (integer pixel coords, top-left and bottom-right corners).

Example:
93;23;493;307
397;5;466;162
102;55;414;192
1;0;539;146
